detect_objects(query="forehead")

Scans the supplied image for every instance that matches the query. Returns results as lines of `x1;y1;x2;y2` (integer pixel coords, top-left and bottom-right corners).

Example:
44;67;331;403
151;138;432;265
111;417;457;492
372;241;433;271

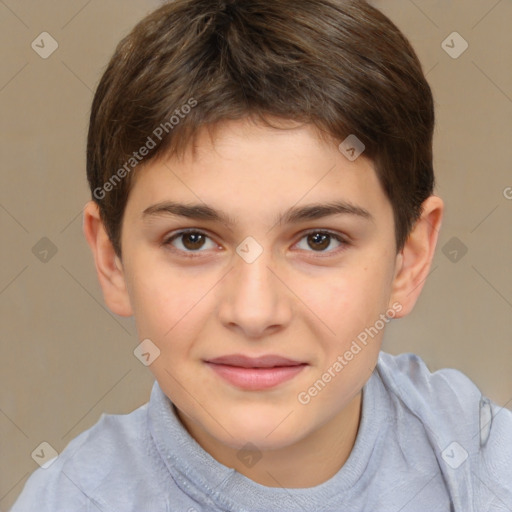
125;118;391;227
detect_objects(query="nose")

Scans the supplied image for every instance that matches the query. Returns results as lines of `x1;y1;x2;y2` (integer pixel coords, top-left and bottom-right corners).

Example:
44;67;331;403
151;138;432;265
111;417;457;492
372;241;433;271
217;246;293;339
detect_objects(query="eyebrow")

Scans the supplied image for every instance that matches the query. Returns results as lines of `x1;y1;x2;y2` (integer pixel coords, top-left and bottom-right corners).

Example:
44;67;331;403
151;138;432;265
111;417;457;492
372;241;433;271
142;200;374;226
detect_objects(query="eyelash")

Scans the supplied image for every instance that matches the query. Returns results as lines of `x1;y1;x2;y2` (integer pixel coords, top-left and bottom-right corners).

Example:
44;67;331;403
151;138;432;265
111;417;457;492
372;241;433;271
162;228;350;258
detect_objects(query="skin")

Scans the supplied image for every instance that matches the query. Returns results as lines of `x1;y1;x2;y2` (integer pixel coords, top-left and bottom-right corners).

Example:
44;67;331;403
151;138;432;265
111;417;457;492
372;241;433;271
83;117;443;488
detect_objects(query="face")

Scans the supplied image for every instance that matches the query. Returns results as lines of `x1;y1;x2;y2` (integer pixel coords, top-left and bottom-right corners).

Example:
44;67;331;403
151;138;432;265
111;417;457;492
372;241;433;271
117;118;401;452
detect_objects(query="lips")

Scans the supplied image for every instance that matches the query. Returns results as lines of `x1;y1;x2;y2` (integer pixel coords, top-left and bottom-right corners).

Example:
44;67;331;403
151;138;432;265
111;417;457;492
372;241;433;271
204;354;308;390
206;354;305;368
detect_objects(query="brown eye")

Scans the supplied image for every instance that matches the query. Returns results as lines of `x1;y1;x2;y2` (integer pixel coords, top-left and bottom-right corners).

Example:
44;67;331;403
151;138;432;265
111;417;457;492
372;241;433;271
295;231;346;253
307;233;330;251
181;232;206;250
164;230;217;254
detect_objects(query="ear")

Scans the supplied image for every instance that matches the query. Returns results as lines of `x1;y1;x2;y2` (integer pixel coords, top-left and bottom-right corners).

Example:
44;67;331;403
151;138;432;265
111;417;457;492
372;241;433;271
82;201;133;317
388;195;444;318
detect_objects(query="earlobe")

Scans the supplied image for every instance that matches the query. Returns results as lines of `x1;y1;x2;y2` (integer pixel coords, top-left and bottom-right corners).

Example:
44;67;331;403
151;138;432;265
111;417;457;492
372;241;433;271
389;195;444;318
82;201;134;317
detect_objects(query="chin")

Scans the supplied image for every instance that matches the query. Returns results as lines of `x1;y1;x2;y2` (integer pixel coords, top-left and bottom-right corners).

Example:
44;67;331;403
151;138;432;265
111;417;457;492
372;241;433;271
220;430;301;452
217;414;308;451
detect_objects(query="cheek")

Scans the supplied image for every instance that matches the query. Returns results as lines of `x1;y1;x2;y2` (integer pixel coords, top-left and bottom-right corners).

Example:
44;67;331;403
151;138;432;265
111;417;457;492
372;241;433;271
129;261;211;341
294;260;392;345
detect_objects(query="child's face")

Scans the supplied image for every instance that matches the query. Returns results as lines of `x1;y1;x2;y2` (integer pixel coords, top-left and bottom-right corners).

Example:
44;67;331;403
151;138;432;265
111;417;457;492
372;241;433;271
117;118;402;451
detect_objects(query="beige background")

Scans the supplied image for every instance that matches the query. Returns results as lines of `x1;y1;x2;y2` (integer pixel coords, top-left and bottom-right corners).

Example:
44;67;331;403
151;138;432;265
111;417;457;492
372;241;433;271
1;0;511;509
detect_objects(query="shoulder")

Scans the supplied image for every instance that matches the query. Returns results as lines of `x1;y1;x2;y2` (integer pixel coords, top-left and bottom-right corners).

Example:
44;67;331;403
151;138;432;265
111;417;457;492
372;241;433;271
374;351;485;452
10;402;156;512
375;351;512;508
375;350;509;438
376;351;483;409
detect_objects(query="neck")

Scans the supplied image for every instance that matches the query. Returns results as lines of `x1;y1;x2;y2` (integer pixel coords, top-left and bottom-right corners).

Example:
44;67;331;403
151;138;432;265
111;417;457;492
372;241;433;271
177;391;362;488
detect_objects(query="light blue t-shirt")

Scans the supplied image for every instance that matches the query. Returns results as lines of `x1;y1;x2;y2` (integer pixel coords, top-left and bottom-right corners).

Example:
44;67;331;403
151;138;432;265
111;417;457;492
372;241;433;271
9;351;512;511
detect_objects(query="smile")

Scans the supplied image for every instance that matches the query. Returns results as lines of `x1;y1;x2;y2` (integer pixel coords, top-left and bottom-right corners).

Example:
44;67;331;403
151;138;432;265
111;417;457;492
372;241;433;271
204;354;308;391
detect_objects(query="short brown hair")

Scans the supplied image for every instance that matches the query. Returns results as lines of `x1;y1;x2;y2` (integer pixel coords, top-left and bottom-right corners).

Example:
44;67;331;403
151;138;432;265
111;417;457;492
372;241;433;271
86;0;435;258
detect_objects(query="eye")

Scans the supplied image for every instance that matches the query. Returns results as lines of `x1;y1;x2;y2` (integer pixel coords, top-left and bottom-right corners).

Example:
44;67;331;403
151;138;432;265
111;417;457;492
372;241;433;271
294;230;348;253
163;229;218;255
163;228;349;258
